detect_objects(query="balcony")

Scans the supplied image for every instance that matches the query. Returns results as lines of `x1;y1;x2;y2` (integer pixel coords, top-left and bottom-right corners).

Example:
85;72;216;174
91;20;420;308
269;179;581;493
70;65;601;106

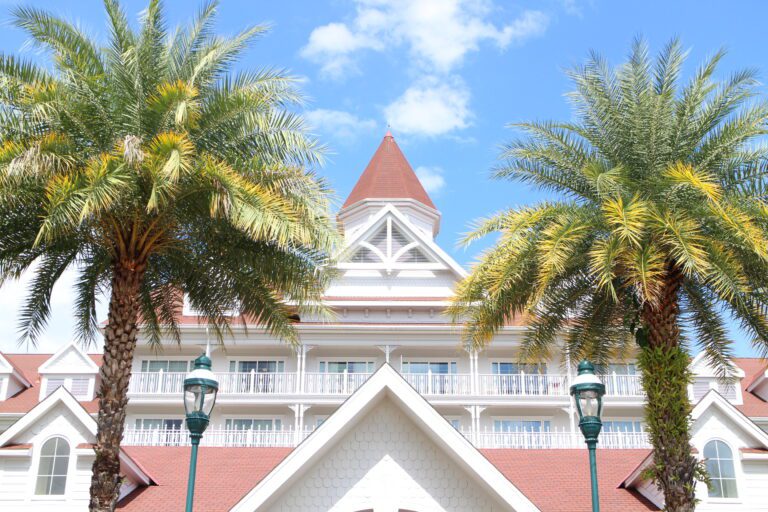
122;427;650;449
127;371;643;399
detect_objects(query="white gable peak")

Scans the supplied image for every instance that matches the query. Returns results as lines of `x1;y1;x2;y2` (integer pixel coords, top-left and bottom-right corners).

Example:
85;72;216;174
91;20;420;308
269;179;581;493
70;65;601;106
38;342;99;375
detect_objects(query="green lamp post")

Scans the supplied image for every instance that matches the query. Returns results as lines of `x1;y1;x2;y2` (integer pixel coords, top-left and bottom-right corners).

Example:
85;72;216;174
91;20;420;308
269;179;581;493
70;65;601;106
570;360;606;512
183;353;218;512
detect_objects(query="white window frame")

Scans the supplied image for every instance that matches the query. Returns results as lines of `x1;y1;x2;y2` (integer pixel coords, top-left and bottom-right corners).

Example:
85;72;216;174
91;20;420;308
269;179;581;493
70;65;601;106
701;438;741;504
29;435;73;501
221;415;286;431
132;417;186;430
487;359;548;374
138;357;193;373
39;375;95;401
227;358;287;373
601;418;645;433
490;416;554;433
400;358;458;374
316;358;376;373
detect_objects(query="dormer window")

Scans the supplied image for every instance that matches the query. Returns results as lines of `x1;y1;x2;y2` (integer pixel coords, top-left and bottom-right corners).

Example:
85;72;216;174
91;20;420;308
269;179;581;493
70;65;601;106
42;376;94;400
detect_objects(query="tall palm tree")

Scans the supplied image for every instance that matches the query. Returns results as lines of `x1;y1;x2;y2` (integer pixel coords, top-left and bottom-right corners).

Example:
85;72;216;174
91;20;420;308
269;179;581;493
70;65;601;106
450;39;768;511
0;1;336;510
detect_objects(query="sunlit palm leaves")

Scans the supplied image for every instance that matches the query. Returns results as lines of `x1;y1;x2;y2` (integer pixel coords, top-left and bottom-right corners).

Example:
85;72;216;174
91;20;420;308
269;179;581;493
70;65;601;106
0;0;336;349
451;38;768;369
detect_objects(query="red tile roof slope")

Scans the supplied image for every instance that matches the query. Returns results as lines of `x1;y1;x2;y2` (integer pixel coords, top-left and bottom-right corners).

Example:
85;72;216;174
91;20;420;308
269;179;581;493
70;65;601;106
118;447;291;512
483;449;658;512
116;447;656;511
342;132;436;209
734;357;768;417
0;353;102;414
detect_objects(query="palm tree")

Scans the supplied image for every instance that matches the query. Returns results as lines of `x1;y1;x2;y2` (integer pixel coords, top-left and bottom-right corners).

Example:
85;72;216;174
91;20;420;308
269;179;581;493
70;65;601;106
450;39;768;511
0;1;336;510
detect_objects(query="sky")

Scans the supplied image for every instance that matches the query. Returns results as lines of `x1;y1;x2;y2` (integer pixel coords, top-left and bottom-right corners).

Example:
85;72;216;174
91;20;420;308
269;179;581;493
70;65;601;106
0;0;766;356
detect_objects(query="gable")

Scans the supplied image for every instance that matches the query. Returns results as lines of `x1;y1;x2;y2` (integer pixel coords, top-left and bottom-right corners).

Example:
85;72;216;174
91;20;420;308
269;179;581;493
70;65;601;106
342;214;437;266
233;365;537;512
262;398;509;511
38;343;99;375
336;205;467;281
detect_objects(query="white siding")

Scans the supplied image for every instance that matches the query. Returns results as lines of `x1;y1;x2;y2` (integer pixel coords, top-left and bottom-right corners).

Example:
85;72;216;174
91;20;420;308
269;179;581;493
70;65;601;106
266;398;507;511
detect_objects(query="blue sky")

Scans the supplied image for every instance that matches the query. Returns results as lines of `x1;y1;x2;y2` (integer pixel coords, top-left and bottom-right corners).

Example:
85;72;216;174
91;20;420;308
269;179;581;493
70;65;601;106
0;0;766;356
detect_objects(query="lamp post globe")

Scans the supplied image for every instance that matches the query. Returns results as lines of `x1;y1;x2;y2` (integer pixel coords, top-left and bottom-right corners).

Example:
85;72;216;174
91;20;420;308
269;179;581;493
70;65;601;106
183;353;218;512
570;360;606;512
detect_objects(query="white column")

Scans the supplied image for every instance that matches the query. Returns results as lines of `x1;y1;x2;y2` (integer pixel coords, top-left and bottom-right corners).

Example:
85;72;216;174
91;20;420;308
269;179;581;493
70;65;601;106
295;346;303;394
565;349;578;446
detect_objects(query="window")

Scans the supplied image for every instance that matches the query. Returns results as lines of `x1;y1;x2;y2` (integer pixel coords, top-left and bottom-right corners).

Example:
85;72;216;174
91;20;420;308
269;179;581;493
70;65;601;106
447;418;461;430
704;440;738;498
225;418;282;431
140;360;191;373
319;361;374;373
491;362;543;375
35;437;70;495
134;418;183;430
603;420;643;433
494;420;551;433
43;376;93;399
401;361;457;374
229;360;285;373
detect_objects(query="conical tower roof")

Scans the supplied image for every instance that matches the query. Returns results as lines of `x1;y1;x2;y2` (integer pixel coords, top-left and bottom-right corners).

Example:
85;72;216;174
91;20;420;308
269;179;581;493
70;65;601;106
342;131;436;210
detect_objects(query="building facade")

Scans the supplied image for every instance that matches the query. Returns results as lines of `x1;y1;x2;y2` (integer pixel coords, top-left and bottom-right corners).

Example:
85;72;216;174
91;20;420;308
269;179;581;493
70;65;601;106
1;133;768;510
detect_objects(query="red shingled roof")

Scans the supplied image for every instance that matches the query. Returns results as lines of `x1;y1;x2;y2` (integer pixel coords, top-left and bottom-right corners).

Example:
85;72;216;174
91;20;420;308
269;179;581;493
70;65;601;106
733;357;768;417
483;449;658;511
115;447;656;511
0;353;102;414
118;447;291;512
342;132;436;210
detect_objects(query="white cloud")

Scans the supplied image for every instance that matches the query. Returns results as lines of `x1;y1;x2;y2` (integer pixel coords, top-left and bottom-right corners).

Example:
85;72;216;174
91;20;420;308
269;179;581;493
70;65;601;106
414;166;446;194
0;265;107;353
304;109;377;141
384;76;471;136
301;0;549;77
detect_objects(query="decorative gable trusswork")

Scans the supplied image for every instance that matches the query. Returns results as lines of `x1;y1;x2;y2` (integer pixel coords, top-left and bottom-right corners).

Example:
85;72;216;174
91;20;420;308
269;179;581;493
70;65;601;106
345;218;434;266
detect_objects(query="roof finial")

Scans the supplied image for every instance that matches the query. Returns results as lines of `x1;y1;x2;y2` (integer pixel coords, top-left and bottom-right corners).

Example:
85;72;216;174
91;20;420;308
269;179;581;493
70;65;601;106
385;124;392;138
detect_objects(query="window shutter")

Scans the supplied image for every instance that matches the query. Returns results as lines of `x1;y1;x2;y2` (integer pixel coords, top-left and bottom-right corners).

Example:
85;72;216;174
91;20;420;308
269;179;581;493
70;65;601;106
45;378;65;397
70;378;90;398
691;379;711;401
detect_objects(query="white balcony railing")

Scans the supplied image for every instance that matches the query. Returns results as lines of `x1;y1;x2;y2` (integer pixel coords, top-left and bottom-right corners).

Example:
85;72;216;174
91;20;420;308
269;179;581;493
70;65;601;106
600;374;644;397
122;427;311;447
467;429;650;449
217;372;296;395
122;427;650;449
403;373;472;395
304;372;372;395
128;371;186;394
478;374;568;396
128;371;645;398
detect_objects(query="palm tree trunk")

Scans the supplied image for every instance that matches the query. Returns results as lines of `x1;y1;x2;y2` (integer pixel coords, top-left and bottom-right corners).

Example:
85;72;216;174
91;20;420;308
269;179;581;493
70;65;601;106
89;261;146;512
639;262;698;512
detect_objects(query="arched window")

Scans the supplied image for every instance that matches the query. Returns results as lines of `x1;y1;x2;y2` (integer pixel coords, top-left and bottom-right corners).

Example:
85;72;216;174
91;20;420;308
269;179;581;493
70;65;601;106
35;437;70;495
704;440;737;498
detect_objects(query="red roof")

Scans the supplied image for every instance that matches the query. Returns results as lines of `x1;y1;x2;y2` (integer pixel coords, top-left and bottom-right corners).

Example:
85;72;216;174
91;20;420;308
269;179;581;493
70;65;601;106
118;447;291;512
115;447;656;511
733;357;768;417
483;449;658;511
0;353;102;414
342;132;436;210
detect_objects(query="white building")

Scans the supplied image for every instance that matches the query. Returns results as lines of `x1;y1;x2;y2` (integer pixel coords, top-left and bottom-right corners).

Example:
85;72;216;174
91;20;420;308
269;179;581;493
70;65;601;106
1;132;768;511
